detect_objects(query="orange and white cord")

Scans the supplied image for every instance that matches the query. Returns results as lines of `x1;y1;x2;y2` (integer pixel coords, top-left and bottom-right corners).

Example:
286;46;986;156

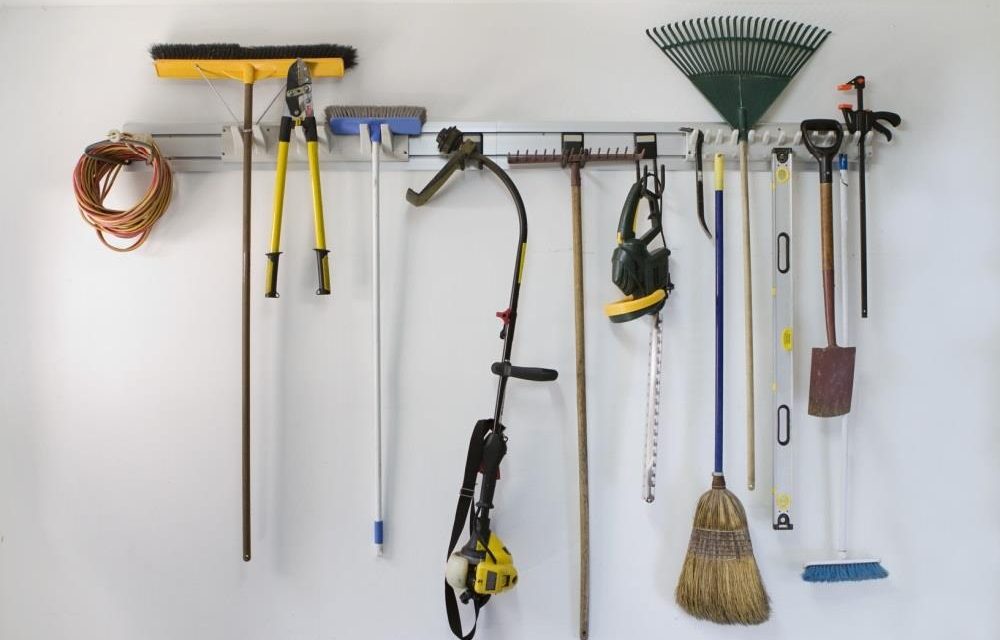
73;131;173;252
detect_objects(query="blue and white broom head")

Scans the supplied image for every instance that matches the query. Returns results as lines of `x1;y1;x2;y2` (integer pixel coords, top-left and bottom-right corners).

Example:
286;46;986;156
325;106;427;142
802;556;888;583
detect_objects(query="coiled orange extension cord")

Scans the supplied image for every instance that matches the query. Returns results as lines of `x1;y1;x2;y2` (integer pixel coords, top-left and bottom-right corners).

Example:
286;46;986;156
73;132;173;252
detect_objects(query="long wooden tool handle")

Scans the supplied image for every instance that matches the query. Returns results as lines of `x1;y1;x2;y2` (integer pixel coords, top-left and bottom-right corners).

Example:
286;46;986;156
820;182;838;347
740;141;755;491
570;167;590;640
241;82;252;563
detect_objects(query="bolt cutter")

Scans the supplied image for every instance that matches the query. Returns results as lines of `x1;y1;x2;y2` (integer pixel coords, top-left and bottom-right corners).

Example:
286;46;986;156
265;59;331;298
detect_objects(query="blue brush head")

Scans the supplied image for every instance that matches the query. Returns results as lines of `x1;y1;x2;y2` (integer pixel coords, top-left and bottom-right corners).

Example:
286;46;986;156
802;561;888;583
326;106;426;142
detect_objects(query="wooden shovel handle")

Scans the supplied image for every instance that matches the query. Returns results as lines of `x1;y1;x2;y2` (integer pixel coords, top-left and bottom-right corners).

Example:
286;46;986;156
820;182;838;347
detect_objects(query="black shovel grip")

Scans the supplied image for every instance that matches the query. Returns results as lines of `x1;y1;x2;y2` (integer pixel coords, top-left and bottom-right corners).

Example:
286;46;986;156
491;361;558;382
801;119;844;183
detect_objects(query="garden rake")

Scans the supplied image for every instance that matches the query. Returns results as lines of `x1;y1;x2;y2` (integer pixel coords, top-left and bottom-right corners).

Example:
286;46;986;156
646;16;830;490
508;143;642;640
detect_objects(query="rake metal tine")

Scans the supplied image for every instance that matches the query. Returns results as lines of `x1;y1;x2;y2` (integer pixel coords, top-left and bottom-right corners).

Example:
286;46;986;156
694;17;714;73
722;16;736;72
663;23;697;75
778;21;803;75
765;18;782;71
750;16;764;74
696;18;720;75
793;24;824;73
768;19;791;75
738;16;748;73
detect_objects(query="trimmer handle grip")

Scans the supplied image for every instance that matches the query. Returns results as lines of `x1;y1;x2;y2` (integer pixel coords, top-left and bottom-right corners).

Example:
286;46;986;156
491;361;558;382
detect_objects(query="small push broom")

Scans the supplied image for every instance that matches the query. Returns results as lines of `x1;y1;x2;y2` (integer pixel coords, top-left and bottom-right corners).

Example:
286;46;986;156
802;154;887;583
675;154;769;625
326;105;428;556
647;17;830;492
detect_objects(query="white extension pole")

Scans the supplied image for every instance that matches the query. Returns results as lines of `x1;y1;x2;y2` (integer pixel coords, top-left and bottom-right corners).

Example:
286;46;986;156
837;154;850;559
372;135;384;557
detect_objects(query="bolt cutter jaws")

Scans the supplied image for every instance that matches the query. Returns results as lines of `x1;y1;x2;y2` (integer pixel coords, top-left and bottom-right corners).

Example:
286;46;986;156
285;59;314;120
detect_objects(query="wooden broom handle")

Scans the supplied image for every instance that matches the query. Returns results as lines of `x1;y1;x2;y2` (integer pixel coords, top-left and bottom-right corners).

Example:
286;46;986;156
241;81;253;563
570;165;590;640
740;142;755;491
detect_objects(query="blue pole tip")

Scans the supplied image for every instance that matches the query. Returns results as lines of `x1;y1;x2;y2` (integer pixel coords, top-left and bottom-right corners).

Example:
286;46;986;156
373;520;384;545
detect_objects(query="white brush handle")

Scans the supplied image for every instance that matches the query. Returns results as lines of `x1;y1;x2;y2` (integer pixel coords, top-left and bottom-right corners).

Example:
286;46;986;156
837;156;850;558
372;141;384;557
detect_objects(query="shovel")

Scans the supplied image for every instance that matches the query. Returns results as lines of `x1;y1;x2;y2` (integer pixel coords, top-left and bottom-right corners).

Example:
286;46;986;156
802;120;855;417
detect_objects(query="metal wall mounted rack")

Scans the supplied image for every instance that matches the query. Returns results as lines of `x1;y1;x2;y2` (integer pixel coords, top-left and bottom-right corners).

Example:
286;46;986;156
122;121;893;174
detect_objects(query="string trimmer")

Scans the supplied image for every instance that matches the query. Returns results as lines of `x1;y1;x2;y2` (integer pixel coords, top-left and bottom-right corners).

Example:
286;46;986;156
508;141;640;640
407;127;558;640
647;16;830;490
837;76;901;318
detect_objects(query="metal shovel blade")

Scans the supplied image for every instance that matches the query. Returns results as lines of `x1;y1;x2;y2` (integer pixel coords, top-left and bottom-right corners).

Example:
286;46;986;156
808;346;856;417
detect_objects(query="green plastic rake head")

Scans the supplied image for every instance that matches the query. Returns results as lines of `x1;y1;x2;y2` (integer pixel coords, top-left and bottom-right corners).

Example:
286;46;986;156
647;17;830;136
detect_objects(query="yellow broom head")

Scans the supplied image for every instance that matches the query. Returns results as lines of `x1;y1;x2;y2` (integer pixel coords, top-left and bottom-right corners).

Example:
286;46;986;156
675;474;770;625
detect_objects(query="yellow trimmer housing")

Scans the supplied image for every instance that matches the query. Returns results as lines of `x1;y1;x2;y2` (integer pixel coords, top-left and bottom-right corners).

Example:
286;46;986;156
472;532;518;595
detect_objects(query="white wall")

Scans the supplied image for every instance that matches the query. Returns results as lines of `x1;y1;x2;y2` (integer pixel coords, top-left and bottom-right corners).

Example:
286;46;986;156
1;2;998;639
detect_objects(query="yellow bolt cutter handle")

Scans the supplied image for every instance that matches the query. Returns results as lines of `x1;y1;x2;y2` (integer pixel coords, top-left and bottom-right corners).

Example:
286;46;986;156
305;117;330;295
264;117;293;298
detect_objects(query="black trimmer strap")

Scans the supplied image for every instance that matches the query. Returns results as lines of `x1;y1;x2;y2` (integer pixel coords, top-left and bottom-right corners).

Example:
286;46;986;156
446;419;494;640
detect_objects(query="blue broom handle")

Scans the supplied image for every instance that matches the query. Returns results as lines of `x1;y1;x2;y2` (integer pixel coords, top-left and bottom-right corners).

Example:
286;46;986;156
714;154;725;474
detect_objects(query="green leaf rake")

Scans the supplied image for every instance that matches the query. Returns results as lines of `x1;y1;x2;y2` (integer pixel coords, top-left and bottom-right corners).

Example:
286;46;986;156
646;16;829;491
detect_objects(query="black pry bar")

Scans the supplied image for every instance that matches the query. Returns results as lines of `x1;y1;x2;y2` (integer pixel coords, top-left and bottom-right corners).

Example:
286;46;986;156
679;128;710;239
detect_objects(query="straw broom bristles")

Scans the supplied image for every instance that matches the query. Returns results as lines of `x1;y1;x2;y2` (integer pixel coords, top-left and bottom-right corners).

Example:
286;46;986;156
675;473;770;625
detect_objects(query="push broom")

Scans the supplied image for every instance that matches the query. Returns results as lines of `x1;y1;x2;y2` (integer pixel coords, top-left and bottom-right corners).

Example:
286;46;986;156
647;17;830;491
149;43;358;562
802;154;887;582
675;154;769;625
326;105;427;556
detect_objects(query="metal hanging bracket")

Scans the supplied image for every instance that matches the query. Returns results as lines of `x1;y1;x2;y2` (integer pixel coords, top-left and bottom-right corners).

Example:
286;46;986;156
123;120;897;173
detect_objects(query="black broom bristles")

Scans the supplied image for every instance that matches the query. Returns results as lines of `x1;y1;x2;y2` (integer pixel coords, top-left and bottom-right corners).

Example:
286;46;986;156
149;43;358;69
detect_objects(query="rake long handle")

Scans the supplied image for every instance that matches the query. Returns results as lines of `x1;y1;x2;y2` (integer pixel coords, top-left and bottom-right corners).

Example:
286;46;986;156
740;141;755;491
570;165;590;640
241;81;252;563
